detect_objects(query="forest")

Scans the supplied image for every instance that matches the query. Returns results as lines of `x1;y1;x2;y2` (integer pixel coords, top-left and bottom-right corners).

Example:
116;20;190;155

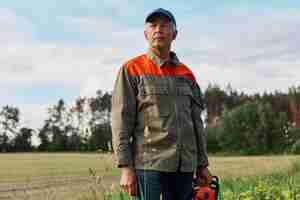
1;85;300;154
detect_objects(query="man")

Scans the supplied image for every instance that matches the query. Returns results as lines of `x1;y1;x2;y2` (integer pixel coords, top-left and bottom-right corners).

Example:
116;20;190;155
111;8;210;200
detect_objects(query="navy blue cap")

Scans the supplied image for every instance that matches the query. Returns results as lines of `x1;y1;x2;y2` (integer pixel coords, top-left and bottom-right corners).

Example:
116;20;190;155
145;8;176;28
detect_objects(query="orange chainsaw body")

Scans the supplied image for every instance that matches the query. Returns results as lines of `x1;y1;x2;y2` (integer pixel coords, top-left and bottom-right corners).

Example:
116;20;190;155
193;185;216;200
192;176;219;200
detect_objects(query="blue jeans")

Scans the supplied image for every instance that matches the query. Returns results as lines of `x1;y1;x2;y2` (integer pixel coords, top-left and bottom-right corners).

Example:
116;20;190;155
133;169;193;200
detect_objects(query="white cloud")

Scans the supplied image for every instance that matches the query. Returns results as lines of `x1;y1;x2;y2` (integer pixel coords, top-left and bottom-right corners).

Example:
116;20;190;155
0;13;146;93
0;44;125;89
62;15;145;49
0;8;35;44
2;6;299;94
175;8;300;94
1;5;300;128
80;76;111;97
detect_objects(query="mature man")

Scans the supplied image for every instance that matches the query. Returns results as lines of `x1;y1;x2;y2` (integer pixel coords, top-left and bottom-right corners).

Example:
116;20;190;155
111;8;210;200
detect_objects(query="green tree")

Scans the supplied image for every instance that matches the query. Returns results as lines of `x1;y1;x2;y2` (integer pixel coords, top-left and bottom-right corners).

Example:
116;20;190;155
204;84;227;127
14;127;33;152
39;99;71;151
0;106;20;152
213;101;289;154
68;97;88;151
224;84;243;110
88;90;112;151
38;123;50;151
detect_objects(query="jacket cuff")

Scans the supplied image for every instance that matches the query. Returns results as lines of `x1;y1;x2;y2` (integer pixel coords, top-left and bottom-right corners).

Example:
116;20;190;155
116;152;134;168
197;156;209;169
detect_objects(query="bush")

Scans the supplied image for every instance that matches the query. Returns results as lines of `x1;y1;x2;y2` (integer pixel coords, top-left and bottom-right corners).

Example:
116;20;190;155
290;140;300;154
206;126;222;153
206;101;290;154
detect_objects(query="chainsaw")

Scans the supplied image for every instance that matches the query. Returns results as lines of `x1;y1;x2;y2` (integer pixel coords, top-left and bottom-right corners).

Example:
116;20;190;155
192;176;221;200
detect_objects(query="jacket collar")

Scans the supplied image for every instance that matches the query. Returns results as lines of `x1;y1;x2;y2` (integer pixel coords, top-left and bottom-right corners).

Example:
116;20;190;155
147;50;180;67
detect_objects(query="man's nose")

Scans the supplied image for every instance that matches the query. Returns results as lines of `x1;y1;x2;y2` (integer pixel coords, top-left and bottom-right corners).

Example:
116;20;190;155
154;25;163;32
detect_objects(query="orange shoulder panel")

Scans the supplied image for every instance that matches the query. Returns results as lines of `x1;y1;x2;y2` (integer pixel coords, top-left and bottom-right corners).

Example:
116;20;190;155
123;54;162;76
172;64;197;82
123;54;198;83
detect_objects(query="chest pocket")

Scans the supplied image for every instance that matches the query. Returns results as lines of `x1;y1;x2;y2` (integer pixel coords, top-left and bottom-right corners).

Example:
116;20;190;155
139;85;172;131
141;86;171;117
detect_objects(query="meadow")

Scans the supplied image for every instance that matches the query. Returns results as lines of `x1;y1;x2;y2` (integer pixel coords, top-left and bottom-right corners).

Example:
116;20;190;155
0;153;299;200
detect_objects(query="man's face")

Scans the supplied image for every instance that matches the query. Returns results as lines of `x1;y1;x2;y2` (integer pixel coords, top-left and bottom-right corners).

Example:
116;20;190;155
144;15;177;50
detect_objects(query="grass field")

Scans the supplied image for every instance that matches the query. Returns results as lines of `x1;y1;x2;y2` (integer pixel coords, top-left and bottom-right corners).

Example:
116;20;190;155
0;153;299;199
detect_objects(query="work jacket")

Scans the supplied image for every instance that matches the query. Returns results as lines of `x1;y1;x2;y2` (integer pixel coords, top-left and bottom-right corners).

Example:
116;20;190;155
111;51;208;172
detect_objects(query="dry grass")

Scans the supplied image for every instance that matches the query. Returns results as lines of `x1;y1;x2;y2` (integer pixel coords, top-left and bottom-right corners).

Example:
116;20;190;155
0;153;299;199
0;153;118;200
0;153;116;183
209;155;300;179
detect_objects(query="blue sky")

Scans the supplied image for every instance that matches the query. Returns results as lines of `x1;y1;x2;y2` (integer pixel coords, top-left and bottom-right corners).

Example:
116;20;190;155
1;0;300;128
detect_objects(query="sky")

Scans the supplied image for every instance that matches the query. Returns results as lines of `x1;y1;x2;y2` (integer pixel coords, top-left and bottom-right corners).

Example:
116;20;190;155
1;0;300;129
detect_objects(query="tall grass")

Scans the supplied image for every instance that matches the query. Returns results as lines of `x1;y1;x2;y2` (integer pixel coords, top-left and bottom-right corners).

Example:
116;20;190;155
99;161;300;200
1;154;299;200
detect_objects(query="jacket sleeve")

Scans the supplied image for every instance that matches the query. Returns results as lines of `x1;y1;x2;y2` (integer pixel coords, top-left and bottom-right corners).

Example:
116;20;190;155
190;81;209;168
111;66;137;168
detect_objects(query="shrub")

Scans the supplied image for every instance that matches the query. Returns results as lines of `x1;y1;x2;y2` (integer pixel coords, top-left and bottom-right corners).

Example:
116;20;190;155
206;101;290;154
206;126;222;153
290;140;300;154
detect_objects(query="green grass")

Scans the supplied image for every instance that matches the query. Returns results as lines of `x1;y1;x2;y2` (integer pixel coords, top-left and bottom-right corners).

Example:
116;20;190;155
0;153;299;200
108;160;300;200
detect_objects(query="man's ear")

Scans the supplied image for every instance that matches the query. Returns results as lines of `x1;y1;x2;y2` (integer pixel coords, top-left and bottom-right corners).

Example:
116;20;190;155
144;30;149;41
172;30;178;40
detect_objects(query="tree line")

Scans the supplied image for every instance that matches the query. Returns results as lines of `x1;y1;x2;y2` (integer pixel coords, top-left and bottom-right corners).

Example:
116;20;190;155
1;85;300;154
0;90;112;152
205;84;300;154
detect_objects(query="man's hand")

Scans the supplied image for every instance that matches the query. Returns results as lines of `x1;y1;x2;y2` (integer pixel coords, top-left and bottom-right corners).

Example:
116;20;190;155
195;166;211;186
120;167;137;196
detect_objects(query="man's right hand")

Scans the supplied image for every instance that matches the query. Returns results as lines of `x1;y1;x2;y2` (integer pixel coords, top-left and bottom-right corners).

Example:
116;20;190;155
120;167;137;196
